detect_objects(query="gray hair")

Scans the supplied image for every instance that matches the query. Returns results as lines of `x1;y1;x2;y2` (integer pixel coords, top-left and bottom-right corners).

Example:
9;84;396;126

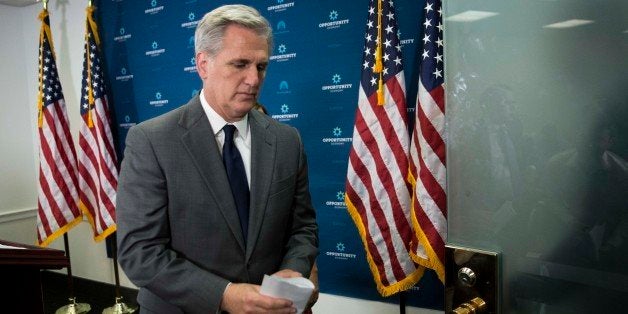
194;4;273;56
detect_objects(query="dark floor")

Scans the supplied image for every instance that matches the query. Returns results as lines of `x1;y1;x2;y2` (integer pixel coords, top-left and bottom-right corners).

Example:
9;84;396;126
42;271;139;314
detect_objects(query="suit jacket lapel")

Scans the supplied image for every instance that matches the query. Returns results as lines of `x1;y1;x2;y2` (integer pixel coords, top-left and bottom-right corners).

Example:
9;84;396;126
246;111;275;260
179;97;246;251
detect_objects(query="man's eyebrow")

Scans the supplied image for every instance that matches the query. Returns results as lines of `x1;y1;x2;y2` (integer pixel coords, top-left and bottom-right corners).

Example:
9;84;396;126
229;58;251;63
229;58;268;65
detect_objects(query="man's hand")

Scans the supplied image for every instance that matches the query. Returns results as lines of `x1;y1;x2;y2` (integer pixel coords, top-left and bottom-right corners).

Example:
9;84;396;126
273;268;319;313
221;283;296;313
272;269;303;279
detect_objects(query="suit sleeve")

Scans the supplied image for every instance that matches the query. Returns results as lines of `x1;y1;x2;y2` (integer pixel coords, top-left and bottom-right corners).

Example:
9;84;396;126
279;128;319;276
116;125;229;314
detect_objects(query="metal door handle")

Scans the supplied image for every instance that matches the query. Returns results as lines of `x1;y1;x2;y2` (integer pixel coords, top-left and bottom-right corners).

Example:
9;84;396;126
452;297;487;314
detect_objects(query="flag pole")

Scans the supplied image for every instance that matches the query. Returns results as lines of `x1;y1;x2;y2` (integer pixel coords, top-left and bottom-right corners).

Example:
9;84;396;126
55;234;91;314
399;291;406;314
102;235;137;314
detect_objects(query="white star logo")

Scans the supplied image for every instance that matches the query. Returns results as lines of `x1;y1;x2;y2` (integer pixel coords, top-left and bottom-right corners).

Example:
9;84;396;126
278;44;287;54
329;10;338;21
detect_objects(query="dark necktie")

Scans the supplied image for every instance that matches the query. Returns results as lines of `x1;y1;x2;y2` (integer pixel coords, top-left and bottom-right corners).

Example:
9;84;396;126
222;125;250;242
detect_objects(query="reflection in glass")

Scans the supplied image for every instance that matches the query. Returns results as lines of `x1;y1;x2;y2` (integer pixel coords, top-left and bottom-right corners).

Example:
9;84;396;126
446;0;627;312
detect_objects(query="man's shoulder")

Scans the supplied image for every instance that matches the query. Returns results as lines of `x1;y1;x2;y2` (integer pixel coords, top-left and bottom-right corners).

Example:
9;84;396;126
134;97;199;133
251;110;298;138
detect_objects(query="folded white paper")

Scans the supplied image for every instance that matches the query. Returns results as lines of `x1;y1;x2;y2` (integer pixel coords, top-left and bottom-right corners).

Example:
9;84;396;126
259;275;314;314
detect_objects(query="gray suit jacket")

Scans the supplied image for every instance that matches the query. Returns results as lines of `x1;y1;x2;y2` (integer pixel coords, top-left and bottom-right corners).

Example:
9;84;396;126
116;96;318;313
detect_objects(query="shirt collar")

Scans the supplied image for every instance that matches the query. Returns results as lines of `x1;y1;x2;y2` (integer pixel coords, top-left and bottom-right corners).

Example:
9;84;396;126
199;89;249;138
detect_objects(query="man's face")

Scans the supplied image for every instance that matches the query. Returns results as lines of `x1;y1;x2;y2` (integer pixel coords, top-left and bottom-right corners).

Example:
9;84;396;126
196;24;269;122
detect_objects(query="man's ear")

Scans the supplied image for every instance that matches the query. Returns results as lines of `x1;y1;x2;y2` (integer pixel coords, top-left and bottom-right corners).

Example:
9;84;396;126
196;51;210;79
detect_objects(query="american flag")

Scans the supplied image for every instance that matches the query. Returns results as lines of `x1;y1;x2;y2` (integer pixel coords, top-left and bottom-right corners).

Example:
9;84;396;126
409;0;446;282
77;6;118;241
37;9;83;247
345;0;423;296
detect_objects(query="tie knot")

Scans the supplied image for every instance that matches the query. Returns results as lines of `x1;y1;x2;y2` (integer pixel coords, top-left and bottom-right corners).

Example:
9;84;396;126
223;124;237;140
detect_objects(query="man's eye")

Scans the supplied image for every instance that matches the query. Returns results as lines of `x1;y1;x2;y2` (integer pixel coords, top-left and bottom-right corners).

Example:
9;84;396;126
257;64;267;72
233;63;246;69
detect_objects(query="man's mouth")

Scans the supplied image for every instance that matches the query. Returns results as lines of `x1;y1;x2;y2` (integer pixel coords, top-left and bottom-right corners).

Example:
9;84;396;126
237;92;257;99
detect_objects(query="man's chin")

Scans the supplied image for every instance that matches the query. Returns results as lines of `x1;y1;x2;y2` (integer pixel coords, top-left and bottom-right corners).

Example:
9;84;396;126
234;102;255;115
239;100;256;109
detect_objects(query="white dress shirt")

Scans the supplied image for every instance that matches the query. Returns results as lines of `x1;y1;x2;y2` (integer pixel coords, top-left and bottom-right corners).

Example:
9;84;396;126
199;89;252;188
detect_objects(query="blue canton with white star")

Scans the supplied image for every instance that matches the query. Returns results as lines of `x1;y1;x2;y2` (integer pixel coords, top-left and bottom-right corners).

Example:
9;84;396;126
80;21;107;115
419;1;444;91
40;15;65;108
360;0;404;97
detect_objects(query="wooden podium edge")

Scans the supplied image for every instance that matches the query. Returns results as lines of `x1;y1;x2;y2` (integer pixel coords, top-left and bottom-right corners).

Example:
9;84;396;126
0;239;69;269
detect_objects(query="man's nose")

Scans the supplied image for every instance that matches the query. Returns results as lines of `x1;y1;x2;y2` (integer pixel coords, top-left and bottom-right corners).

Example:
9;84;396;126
244;66;261;87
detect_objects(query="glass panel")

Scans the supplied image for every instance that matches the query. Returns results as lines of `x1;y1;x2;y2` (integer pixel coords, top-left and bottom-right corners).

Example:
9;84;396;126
445;0;627;312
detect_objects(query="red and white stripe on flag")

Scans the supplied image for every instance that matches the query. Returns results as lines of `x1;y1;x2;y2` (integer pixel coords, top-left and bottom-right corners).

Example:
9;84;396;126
37;9;83;247
345;0;423;297
409;0;447;283
77;7;118;242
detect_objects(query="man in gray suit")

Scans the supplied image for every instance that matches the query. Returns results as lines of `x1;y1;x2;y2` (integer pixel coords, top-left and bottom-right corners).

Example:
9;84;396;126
116;5;318;313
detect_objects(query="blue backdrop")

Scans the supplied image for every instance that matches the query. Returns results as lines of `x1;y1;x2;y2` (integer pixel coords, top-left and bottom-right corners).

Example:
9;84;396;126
98;0;443;309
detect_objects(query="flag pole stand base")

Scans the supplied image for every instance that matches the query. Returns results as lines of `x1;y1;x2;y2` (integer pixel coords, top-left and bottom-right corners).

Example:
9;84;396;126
55;297;91;314
102;296;137;314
